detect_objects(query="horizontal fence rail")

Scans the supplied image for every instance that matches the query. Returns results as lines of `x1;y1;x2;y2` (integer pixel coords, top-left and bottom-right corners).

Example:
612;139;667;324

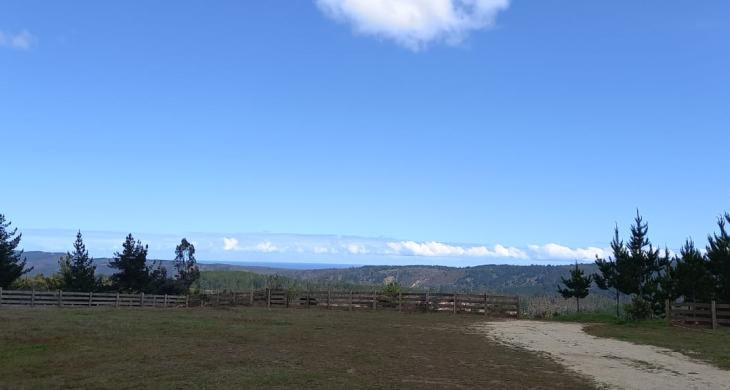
668;300;730;329
0;288;187;309
190;289;520;318
0;287;519;318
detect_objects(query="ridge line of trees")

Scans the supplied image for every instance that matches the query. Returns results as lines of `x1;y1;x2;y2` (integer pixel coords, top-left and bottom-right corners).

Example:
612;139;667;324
565;210;730;319
0;213;199;294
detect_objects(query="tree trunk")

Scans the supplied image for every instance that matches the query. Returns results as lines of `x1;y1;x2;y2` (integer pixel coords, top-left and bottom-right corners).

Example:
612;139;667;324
615;290;620;317
576;297;580;313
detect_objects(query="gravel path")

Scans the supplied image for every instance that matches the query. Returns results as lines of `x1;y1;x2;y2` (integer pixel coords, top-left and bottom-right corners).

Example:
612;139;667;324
473;321;729;390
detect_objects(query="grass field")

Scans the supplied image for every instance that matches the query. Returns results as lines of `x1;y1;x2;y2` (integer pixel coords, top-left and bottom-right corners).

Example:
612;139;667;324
0;307;592;389
583;320;730;370
549;311;730;370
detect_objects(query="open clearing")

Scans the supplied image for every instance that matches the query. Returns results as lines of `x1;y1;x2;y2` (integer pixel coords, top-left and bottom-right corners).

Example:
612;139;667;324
476;320;730;390
0;308;592;389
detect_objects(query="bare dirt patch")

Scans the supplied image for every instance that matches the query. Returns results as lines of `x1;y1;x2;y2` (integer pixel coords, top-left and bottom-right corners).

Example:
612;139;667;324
474;320;730;390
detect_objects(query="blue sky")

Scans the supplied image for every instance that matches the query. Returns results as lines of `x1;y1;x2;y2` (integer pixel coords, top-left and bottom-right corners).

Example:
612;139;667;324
1;1;729;266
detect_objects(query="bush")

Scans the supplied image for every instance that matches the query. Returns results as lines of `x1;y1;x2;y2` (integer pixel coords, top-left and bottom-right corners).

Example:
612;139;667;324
624;296;653;321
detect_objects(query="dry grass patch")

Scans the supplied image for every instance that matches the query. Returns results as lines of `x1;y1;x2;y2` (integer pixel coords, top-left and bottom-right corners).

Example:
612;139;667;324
0;307;592;389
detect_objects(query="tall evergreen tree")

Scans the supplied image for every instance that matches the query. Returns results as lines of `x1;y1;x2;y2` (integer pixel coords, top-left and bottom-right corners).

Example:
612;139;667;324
670;240;712;302
109;234;150;292
173;238;199;292
594;226;629;316
558;262;592;312
707;213;730;302
59;231;97;291
0;214;32;288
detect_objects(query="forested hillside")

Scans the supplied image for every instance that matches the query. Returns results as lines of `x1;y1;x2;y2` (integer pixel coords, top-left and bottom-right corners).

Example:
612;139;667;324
23;251;600;295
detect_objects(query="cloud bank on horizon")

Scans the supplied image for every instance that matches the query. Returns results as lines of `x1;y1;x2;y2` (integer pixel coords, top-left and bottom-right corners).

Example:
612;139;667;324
21;229;610;266
315;0;510;50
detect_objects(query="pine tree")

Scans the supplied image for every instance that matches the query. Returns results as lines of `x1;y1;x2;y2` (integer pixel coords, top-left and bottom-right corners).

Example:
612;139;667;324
558;262;592;312
594;226;629;316
59;231;97;291
173;238;199;292
673;240;713;303
0;214;32;288
109;234;150;292
707;213;730;302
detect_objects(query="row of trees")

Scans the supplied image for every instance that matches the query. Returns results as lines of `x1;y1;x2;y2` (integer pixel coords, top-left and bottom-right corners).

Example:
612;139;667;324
0;213;199;294
558;211;730;319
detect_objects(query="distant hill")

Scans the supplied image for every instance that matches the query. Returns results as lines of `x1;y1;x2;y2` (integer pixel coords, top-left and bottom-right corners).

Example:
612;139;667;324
21;251;603;296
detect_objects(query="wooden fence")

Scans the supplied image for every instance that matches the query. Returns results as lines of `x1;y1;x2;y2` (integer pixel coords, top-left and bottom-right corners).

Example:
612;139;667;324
668;300;730;329
190;289;520;317
0;287;519;318
0;288;187;308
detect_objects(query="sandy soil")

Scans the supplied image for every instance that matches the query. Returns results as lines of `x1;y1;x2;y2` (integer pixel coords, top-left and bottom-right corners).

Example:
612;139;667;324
473;321;729;390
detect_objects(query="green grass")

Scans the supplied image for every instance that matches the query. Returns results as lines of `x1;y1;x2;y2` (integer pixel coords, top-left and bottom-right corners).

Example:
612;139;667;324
578;319;730;370
0;307;592;389
550;311;625;324
549;310;730;370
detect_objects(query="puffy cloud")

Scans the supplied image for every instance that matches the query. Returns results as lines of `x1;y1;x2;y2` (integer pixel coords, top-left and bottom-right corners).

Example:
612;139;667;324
222;237;241;251
0;30;35;50
527;243;609;261
315;0;509;50
386;241;527;258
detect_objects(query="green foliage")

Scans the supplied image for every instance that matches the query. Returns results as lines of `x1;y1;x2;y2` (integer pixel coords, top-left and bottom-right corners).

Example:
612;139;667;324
59;231;97;291
108;234;151;293
623;296;653;321
672;240;714;303
10;273;63;291
194;271;271;291
557;262;592;312
594;226;629;316
595;211;671;317
707;213;730;302
380;281;402;297
173;238;200;292
0;214;32;288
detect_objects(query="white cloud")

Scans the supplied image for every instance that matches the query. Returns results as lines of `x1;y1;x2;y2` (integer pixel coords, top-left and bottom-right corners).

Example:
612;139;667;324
222;237;241;251
315;0;509;50
386;241;527;258
346;243;369;254
0;30;35;50
255;241;279;253
527;243;609;261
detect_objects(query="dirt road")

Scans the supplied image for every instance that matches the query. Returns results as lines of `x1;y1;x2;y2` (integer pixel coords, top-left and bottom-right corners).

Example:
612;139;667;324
473;321;729;390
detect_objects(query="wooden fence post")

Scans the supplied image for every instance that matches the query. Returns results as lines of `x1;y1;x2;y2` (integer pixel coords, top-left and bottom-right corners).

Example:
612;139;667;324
712;300;718;330
115;292;120;308
373;290;377;310
250;285;254;306
185;295;189;308
58;290;62;308
516;296;520;319
267;288;271;309
327;289;331;309
398;291;402;312
349;290;353;311
453;293;457;315
0;287;3;307
425;291;430;312
306;288;310;309
164;294;168;308
484;293;488;316
141;292;145;308
153;295;157;308
232;292;237;306
31;289;35;307
88;291;93;307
